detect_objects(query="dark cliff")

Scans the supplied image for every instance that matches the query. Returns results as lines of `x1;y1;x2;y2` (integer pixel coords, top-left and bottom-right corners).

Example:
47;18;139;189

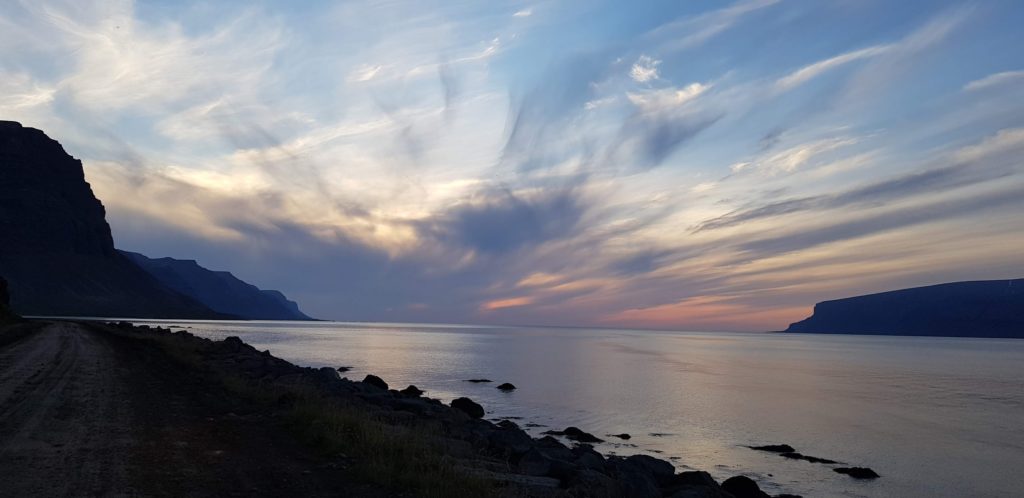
122;251;313;320
786;279;1024;338
0;120;224;318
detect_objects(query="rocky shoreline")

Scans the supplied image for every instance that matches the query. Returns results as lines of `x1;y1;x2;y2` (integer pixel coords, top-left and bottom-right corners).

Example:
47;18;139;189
102;321;814;498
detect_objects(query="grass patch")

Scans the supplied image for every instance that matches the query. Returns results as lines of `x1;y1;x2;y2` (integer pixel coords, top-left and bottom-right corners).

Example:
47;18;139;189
105;324;500;498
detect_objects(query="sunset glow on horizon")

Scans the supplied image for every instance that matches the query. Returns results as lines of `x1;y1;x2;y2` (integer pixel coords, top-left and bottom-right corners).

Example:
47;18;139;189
2;0;1022;330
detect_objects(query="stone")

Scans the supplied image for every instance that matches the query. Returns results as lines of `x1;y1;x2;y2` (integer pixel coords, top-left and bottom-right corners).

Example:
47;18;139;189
496;382;517;391
399;385;424;397
833;467;880;479
450;397;485;419
565;469;619;498
362;374;389;391
721;476;770;498
488;427;534;456
517;448;553;476
747;444;796;453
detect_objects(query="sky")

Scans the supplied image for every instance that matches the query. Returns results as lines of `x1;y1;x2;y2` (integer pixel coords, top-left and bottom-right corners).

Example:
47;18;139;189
1;0;1023;331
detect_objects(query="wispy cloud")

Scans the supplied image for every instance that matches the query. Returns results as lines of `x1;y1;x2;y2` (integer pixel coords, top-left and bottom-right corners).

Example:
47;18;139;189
775;45;891;92
963;70;1024;92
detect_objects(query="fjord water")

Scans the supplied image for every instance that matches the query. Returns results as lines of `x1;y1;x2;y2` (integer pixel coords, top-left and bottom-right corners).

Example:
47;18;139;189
133;320;1024;497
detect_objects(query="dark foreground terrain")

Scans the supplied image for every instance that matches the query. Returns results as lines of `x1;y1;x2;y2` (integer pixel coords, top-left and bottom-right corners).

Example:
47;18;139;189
0;320;798;497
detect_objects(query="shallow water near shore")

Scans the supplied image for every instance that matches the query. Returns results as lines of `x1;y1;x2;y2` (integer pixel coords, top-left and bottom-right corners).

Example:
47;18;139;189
127;320;1024;497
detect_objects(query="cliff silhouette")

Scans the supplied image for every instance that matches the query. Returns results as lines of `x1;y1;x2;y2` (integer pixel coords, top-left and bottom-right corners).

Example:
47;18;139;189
786;279;1024;338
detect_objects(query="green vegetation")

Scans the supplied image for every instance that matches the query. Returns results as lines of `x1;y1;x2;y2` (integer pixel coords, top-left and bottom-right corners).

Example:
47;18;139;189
114;325;500;498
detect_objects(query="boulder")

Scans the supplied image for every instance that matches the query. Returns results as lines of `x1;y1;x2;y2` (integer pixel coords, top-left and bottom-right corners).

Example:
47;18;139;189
833;467;880;479
517;448;553;476
464;378;492;383
624;454;675;480
497;382;517;391
544;426;604;443
450;397;485;419
496;419;520;430
362;374;389;391
721;476;770;498
612;433;632;440
316;366;340;382
665;472;731;498
488;427;534;456
336;366;352;372
399;385;424;397
565;469;619;497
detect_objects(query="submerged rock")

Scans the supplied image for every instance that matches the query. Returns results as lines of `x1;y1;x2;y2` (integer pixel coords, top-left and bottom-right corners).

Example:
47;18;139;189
451;397;485;419
721;475;770;498
834;467;880;479
747;444;796;453
611;433;632;440
464;378;492;383
779;452;838;464
336;366;352;372
544;426;604;443
362;374;388;391
496;382;517;391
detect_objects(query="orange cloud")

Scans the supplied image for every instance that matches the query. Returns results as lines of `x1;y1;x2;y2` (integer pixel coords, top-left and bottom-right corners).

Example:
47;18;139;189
481;296;533;311
602;295;809;331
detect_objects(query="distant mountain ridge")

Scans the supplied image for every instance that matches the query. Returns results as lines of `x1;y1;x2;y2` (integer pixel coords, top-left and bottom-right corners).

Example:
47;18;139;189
122;251;312;320
0;120;311;320
785;279;1024;338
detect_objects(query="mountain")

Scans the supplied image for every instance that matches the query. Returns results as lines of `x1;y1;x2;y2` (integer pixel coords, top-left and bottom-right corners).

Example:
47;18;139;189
122;251;313;320
0;120;226;318
785;279;1024;338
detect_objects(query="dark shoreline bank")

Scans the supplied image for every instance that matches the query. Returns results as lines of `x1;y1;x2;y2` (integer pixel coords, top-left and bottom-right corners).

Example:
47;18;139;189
1;319;804;497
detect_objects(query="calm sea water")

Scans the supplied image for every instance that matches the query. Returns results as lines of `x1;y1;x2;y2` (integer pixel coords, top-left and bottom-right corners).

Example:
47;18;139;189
129;320;1024;497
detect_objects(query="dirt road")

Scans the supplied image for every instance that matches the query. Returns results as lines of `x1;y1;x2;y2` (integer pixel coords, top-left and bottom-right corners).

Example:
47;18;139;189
0;322;364;497
0;322;134;496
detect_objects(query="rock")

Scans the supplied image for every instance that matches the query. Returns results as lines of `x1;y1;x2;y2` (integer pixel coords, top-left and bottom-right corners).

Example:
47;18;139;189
721;476;770;498
497;382;517;391
450;397;485;419
317;366;340;382
833;467;880;479
399;385;423;397
748;444;796;453
544;426;605;443
574;450;605;471
336;366;352;372
669;487;732;498
362;374;389;391
517;448;553;476
617;468;660;498
464;378;492;383
488;427;534;456
779;452;838;464
624;454;675;480
665;472;732;498
0;276;9;306
220;336;246;353
496;419;519;430
565;469;619;497
612;433;632;440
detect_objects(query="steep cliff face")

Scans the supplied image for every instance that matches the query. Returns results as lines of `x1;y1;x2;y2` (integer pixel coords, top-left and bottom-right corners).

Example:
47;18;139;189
786;279;1024;338
122;251;313;320
0;121;224;318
